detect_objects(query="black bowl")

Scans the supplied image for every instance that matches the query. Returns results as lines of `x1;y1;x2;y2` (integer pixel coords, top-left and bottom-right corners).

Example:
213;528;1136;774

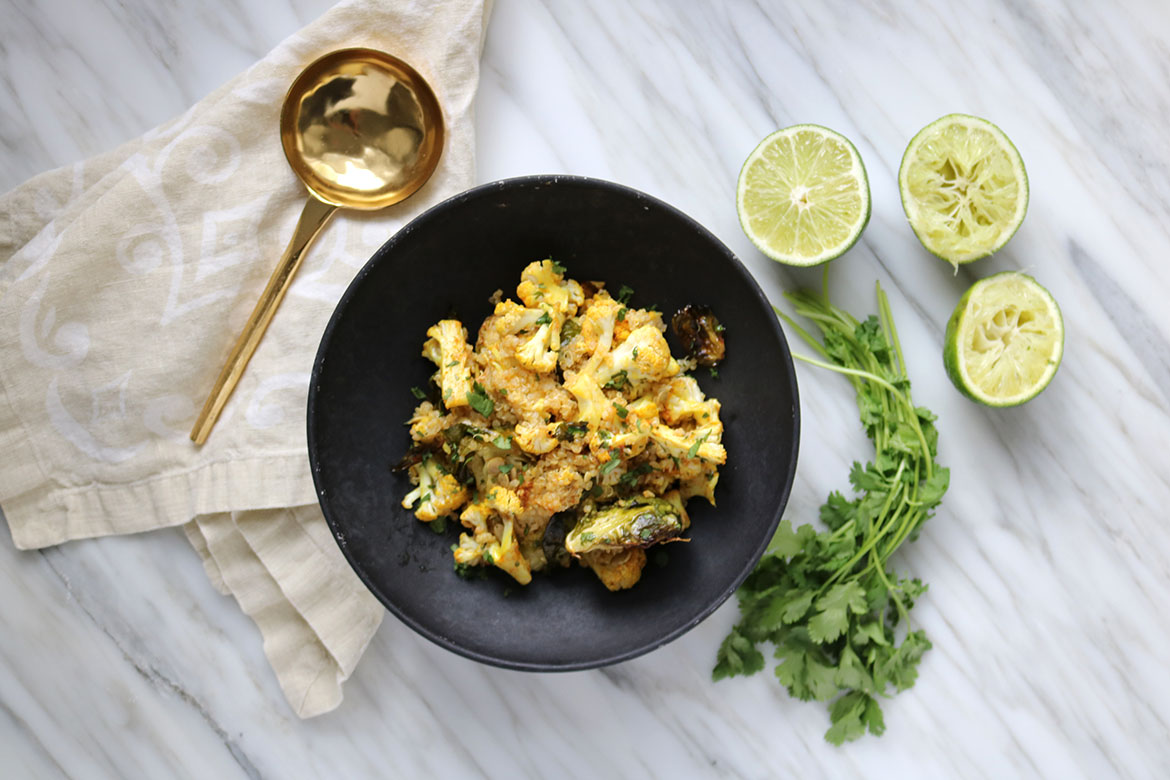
308;175;799;670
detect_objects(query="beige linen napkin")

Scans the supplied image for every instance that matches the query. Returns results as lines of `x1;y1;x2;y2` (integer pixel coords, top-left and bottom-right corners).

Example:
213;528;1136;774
0;0;492;717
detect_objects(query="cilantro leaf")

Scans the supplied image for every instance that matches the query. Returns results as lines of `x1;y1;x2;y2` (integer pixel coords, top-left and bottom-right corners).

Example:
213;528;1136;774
774;642;838;702
466;383;494;417
713;630;765;680
599;457;621;476
603;371;629;390
818;492;856;532
767;519;817;557
687;433;709;458
825;692;871;746
834;644;872;692
808;582;867;643
852;620;890;648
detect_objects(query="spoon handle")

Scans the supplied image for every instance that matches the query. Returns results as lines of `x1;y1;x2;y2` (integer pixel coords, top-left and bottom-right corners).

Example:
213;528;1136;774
190;196;338;445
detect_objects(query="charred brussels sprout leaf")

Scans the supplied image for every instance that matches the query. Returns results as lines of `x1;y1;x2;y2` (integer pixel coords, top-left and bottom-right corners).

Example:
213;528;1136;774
671;304;726;367
560;317;582;344
565;497;684;554
555;421;588;441
542;511;575;568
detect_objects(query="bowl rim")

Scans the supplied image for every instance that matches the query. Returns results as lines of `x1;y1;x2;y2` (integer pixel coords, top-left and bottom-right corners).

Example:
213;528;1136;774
307;173;801;671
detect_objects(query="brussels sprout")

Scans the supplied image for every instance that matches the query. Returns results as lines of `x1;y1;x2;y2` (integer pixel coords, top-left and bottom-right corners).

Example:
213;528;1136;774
671;304;725;366
564;497;684;554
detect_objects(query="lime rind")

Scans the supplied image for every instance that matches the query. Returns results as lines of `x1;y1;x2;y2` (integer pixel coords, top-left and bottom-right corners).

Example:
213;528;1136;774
943;271;1063;407
899;114;1028;268
737;124;871;267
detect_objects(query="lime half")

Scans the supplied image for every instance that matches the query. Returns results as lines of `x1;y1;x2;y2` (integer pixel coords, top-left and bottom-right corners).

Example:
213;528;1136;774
737;125;871;266
899;114;1028;268
944;272;1063;406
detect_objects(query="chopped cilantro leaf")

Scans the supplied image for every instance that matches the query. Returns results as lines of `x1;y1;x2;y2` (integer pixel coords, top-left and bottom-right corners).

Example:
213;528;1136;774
616;284;634;304
466;383;494;417
410;386;426;400
556;422;588;441
687;433;709;458
617;307;627;322
599;457;621;476
618;463;653;484
603;370;629;390
493;435;511;450
535;311;552;326
613;402;628;419
550;259;567;274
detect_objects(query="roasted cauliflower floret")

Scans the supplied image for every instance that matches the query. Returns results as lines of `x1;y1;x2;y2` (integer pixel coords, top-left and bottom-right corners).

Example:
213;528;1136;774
564;369;615;438
408;401;445;444
516;259;584;316
515;315;561;373
485;297;564;374
560;292;621;370
422;320;475;410
487;299;547;336
454;487;531;584
649;423;727;465
599;325;680;389
513;419;560;455
401;455;470;522
581;548;647;591
680;468;720;506
661;375;721;426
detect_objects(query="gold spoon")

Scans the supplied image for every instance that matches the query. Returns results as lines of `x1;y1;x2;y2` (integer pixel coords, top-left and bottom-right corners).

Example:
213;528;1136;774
190;48;444;445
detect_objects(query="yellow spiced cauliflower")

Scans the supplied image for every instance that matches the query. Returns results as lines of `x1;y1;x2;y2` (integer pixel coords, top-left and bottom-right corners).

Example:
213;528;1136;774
399;259;727;591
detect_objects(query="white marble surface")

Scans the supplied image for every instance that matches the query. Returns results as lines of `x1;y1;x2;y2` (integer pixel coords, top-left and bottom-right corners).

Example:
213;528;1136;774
3;0;1170;777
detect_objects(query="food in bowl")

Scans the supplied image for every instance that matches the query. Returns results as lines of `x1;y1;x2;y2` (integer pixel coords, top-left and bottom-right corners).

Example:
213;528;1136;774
399;259;727;591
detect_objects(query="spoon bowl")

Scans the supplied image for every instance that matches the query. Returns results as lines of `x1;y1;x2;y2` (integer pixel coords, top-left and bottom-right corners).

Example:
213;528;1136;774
191;48;444;445
281;48;445;209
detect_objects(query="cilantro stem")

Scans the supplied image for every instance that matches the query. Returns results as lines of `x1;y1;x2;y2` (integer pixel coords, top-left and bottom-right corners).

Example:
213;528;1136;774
877;282;907;380
773;307;831;361
788;354;905;398
819;460;907;593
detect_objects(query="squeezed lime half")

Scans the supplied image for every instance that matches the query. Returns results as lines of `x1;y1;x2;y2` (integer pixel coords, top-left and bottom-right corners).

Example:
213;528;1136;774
943;271;1063;406
899;114;1028;268
736;125;871;266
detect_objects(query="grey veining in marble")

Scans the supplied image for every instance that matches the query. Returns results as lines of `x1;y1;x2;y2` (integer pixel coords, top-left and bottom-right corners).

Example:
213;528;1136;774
4;0;1170;777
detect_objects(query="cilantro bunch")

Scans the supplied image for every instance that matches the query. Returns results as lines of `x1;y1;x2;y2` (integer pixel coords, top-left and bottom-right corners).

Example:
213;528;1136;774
714;280;949;745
